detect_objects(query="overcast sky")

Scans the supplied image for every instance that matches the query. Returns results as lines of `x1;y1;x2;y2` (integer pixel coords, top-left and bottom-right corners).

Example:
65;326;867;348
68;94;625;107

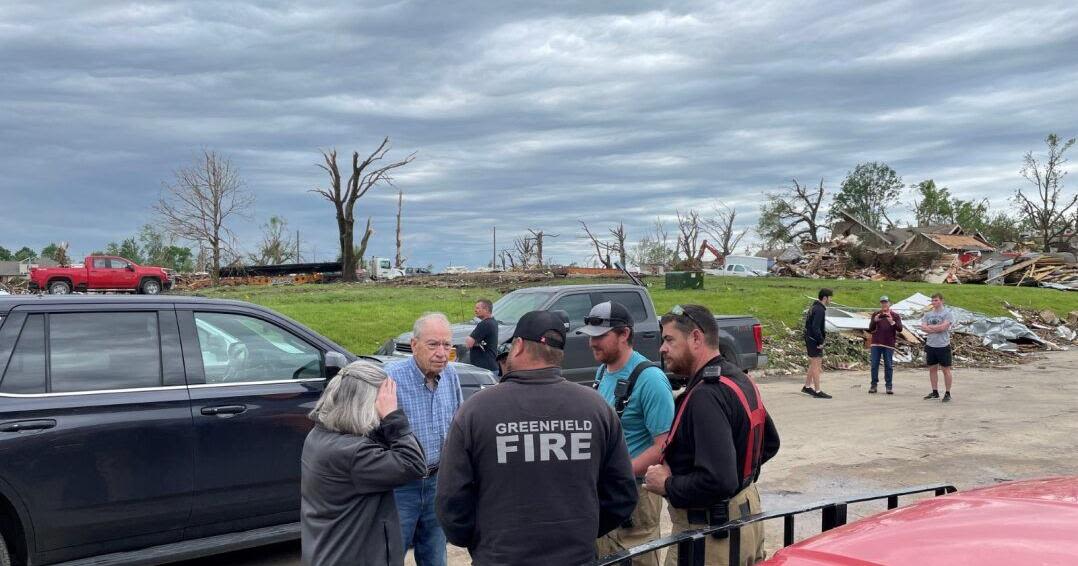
2;1;1077;269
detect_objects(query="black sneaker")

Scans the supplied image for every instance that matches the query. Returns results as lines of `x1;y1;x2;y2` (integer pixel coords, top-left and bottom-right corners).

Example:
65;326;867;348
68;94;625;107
814;390;833;399
942;392;951;403
868;384;877;394
886;387;893;395
924;391;940;400
801;386;815;396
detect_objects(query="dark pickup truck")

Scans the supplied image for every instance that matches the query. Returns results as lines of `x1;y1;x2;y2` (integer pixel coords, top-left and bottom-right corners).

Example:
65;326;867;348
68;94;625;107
378;283;767;382
0;295;495;566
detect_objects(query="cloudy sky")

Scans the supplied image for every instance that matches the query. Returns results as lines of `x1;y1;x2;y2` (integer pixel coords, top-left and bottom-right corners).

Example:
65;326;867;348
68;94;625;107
2;0;1077;269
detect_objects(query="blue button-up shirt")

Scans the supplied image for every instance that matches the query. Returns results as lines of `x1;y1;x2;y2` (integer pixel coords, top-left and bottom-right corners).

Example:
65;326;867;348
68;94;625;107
384;357;462;467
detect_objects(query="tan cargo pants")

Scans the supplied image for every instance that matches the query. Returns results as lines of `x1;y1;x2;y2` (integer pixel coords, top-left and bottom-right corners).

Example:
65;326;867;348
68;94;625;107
596;483;664;565
664;483;765;566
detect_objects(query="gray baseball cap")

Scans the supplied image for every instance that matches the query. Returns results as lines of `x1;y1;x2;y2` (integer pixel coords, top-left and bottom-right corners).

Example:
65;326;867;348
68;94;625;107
879;295;890;303
576;301;634;337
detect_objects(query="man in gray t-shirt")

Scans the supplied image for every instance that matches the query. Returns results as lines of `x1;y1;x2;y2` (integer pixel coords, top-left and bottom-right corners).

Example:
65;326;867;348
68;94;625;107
918;293;955;402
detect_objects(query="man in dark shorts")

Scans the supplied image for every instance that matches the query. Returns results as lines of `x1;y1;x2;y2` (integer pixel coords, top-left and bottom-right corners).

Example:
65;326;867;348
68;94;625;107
802;288;833;399
918;293;955;402
465;298;499;372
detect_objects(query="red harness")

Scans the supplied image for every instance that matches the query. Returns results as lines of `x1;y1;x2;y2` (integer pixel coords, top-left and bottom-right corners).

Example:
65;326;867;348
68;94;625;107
660;375;768;483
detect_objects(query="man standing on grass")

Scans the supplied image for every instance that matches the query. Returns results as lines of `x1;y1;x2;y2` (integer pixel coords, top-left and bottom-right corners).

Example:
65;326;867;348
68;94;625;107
802;288;833;399
465;298;499;373
867;295;902;394
919;293;955;403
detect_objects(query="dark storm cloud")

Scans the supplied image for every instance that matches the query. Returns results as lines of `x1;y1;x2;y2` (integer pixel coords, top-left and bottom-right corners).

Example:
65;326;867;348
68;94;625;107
2;0;1076;267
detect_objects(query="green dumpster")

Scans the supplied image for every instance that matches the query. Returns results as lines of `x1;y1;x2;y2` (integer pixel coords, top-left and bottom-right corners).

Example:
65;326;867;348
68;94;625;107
665;271;704;290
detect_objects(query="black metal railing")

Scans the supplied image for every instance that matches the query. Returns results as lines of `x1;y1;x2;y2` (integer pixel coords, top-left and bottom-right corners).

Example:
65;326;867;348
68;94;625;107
595;483;957;566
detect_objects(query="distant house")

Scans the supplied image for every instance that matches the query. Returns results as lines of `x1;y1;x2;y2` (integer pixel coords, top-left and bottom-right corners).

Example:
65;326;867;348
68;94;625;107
830;211;895;249
898;232;996;261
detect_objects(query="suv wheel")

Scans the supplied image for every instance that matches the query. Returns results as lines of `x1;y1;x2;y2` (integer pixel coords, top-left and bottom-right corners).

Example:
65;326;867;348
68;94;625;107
48;280;71;295
140;279;161;295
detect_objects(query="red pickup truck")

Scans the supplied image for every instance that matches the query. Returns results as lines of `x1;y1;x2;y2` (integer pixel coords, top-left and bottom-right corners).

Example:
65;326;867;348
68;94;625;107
29;256;172;295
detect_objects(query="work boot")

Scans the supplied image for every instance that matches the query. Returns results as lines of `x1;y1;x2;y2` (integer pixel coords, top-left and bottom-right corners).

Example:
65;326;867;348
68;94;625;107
924;390;939;400
801;386;815;396
814;390;833;399
942;391;952;403
868;384;877;394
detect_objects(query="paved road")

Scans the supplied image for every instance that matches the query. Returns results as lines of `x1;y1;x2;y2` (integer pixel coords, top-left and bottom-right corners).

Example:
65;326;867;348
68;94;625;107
175;350;1078;565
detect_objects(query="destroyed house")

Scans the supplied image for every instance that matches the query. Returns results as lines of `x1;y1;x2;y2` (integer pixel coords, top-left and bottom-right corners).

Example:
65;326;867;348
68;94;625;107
899;232;996;256
830;211;894;249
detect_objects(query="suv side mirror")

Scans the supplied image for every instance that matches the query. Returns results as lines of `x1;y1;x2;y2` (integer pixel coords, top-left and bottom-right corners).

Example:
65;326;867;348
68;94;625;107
126;264;135;271
324;351;349;377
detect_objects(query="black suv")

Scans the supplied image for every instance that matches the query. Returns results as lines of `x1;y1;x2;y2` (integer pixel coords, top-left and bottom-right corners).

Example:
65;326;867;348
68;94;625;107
0;295;495;566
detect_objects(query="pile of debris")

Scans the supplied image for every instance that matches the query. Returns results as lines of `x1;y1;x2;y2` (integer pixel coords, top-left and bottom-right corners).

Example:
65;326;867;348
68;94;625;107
958;254;1078;290
384;270;558;290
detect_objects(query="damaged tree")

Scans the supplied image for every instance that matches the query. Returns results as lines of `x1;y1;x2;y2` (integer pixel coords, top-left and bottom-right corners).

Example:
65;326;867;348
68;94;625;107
395;190;405;269
757;178;828;248
675;209;701;263
312;138;415;282
702;201;748;257
1015;133;1077;252
155;150;254;285
527;229;558;267
249;216;297;265
513;236;537;269
579;220;614;268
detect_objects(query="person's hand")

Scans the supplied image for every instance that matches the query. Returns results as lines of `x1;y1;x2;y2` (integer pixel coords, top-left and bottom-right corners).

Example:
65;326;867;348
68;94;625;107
643;463;671;495
375;378;398;419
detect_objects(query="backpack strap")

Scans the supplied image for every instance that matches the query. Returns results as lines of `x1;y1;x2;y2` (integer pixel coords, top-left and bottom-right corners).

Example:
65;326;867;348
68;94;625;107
592;365;607;390
613;362;659;416
718;376;768;488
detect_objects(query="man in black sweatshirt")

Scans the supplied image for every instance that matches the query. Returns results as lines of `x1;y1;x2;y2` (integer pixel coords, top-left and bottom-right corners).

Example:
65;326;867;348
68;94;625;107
435;310;637;566
802;288;833;399
644;304;780;566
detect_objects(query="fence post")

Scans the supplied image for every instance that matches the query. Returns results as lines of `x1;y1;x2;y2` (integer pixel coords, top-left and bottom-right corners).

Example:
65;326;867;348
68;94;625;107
821;503;847;531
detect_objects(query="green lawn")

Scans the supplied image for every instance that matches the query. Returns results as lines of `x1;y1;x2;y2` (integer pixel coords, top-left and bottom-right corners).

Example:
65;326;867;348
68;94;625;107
193;276;1078;355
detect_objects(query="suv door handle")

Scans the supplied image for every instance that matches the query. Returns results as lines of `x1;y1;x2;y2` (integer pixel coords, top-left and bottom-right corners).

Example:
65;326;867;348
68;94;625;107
0;419;57;432
200;405;247;416
640;331;658;339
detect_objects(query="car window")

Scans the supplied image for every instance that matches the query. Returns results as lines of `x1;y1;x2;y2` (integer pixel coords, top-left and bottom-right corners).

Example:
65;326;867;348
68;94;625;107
1;314;46;394
92;258;109;269
492;291;554;324
549;293;593;329
194;312;322;383
109;259;130;269
734;265;746;272
50;312;162;392
598;292;650;326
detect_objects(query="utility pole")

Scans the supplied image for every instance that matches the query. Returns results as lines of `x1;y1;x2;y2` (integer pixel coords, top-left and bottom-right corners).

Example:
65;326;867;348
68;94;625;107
492;226;497;270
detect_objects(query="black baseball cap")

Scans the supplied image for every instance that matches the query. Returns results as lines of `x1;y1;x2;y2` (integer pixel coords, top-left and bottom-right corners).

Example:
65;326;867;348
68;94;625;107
576;301;634;337
511;310;569;350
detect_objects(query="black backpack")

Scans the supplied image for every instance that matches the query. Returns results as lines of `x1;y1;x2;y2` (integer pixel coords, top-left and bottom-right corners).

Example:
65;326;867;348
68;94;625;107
592;361;660;417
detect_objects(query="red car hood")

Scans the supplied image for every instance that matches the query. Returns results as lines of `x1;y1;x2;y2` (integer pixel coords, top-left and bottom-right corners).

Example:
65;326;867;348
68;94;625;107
764;477;1078;566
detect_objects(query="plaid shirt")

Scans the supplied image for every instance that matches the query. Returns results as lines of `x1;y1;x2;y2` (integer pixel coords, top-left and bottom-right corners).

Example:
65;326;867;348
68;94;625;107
384;357;462;467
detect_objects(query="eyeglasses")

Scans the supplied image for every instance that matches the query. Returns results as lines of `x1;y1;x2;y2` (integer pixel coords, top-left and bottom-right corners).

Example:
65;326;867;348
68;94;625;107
669;304;706;332
583;316;629;327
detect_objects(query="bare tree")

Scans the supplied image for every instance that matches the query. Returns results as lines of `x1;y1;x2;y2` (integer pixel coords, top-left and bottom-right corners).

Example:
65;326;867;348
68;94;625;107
156;150;253;285
527;229;559;267
500;249;516;270
757;178;828;248
513;236;536;269
631;218;675;268
311;138;415;282
609;223;628;267
579;220;613;268
675;209;701;262
1016;134;1077;252
394;190;406;268
701;201;748;257
249;216;297;265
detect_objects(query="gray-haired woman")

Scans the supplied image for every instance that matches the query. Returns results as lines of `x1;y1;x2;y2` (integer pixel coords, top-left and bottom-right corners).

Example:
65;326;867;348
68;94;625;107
301;361;426;566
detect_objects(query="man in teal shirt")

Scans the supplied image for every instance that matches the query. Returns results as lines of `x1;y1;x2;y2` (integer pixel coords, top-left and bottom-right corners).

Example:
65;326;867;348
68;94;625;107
579;301;675;565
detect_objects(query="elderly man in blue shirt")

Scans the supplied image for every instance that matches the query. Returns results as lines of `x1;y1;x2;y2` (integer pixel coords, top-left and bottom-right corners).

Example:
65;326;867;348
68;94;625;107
385;312;462;566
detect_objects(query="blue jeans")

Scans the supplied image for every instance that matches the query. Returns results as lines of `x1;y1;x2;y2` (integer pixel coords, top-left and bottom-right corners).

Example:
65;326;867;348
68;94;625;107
870;346;894;388
394;474;447;566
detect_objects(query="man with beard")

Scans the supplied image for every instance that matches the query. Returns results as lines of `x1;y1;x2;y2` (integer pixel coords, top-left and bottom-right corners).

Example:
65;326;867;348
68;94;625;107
578;301;675;565
436;310;637;566
644;304;780;566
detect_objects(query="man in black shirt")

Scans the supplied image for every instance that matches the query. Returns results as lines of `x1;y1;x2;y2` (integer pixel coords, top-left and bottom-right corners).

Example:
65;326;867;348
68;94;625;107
802;288;833;399
644;304;780;566
465;298;499;372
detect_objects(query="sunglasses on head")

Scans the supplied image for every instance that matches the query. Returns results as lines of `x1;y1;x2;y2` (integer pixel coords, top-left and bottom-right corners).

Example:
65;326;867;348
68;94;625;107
583;316;629;327
668;304;706;332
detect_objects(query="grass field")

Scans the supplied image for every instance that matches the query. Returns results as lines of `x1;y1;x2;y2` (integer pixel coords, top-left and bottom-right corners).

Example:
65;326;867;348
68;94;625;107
194;276;1078;355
